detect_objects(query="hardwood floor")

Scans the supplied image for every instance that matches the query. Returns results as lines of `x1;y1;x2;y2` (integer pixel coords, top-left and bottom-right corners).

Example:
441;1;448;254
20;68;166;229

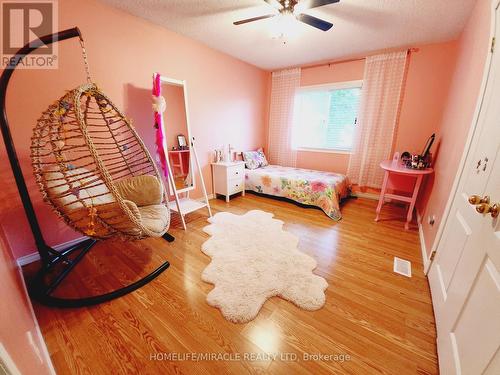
26;195;438;375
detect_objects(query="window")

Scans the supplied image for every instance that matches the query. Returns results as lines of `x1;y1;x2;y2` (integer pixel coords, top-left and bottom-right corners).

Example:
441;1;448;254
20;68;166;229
292;81;362;152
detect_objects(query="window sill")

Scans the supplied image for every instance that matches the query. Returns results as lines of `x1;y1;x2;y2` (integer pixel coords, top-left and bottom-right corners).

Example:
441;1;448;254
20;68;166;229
296;148;352;155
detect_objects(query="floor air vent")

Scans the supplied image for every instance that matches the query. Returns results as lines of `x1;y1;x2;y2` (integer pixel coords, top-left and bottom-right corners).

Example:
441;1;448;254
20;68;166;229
393;257;412;277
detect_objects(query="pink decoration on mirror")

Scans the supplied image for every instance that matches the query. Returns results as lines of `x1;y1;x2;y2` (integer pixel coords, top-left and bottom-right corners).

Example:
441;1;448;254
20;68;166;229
152;72;168;178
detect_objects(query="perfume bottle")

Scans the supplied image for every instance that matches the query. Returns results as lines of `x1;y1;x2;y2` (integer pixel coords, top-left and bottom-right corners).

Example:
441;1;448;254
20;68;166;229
222;144;230;162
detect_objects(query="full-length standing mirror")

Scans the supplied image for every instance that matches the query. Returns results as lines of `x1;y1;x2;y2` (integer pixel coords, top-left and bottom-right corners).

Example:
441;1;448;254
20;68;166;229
161;79;194;192
153;74;211;230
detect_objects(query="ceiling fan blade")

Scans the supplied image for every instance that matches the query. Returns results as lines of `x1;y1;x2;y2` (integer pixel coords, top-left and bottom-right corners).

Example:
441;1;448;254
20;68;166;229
233;14;276;25
296;13;333;31
263;0;284;10
301;0;340;9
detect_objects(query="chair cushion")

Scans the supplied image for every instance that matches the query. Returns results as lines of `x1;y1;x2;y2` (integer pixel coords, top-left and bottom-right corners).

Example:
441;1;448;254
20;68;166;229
66;199;142;237
43;167;114;208
114;175;162;207
138;204;170;235
44;168;168;238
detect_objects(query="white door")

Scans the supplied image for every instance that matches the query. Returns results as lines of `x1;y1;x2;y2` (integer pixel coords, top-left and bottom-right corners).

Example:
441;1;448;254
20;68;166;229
428;3;500;374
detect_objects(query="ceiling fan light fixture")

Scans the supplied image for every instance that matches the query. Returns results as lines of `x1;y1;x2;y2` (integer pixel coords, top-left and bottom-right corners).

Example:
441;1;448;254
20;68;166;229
293;2;307;15
264;0;284;10
270;12;299;40
234;0;338;32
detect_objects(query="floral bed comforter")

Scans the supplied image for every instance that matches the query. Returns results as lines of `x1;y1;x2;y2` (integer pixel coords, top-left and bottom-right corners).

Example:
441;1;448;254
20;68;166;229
245;165;351;220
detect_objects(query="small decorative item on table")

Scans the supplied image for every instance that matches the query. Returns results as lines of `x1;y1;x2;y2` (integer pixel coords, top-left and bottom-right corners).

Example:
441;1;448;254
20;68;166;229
177;134;188;150
401;133;435;170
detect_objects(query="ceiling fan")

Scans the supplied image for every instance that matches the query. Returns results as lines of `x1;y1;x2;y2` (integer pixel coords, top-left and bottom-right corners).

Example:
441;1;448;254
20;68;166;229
233;0;340;31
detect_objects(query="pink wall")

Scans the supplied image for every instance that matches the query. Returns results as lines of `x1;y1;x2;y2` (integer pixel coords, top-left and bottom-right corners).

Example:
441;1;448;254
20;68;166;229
396;43;459;157
294;42;459;175
393;42;459;195
0;232;54;374
0;0;269;259
420;0;492;254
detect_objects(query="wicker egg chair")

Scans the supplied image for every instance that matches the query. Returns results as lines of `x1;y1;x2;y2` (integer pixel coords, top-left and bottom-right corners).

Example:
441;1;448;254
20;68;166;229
31;83;170;240
0;28;173;308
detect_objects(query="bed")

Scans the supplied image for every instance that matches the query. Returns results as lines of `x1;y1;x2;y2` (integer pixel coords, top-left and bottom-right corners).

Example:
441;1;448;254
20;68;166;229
244;165;351;220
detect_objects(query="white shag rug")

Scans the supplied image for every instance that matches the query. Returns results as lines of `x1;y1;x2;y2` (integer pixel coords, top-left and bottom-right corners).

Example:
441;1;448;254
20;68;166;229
201;210;328;323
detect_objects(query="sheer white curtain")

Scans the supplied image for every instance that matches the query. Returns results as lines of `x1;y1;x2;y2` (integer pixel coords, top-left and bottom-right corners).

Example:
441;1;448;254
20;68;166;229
268;68;301;167
347;51;408;188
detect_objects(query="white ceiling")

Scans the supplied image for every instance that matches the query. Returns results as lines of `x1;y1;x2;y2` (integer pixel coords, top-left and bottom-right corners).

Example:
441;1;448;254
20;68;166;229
99;0;477;70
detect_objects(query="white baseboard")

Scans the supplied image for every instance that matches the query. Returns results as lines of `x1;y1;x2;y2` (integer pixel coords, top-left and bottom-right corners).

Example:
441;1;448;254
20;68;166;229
351;191;380;200
416;211;431;274
16;236;88;267
16;252;42;267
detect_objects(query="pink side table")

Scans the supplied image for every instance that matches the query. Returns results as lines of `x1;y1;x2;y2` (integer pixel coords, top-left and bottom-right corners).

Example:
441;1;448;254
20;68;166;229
375;155;433;230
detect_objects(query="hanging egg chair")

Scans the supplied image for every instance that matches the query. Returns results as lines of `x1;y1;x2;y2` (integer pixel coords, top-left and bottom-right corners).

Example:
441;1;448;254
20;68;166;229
0;27;173;308
31;83;170;239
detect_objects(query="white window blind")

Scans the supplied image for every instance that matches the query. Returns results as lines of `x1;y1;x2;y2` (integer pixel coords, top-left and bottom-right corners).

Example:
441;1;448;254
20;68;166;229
292;81;362;152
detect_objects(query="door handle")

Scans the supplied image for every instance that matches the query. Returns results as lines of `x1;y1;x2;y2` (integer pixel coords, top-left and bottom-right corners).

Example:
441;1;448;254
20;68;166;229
468;195;490;205
475;203;499;218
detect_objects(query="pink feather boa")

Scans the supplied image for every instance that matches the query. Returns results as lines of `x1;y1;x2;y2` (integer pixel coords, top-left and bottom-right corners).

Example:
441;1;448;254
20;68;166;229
152;73;168;178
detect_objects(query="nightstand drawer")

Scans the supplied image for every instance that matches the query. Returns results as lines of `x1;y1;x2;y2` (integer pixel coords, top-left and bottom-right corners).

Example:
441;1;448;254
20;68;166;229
227;164;244;180
227;178;244;195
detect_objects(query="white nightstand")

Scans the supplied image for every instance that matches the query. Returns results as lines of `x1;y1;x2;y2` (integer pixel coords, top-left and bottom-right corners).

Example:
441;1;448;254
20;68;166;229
211;161;246;202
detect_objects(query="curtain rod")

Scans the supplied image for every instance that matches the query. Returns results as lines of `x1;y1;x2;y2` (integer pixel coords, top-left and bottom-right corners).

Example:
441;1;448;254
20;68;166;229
282;47;420;72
